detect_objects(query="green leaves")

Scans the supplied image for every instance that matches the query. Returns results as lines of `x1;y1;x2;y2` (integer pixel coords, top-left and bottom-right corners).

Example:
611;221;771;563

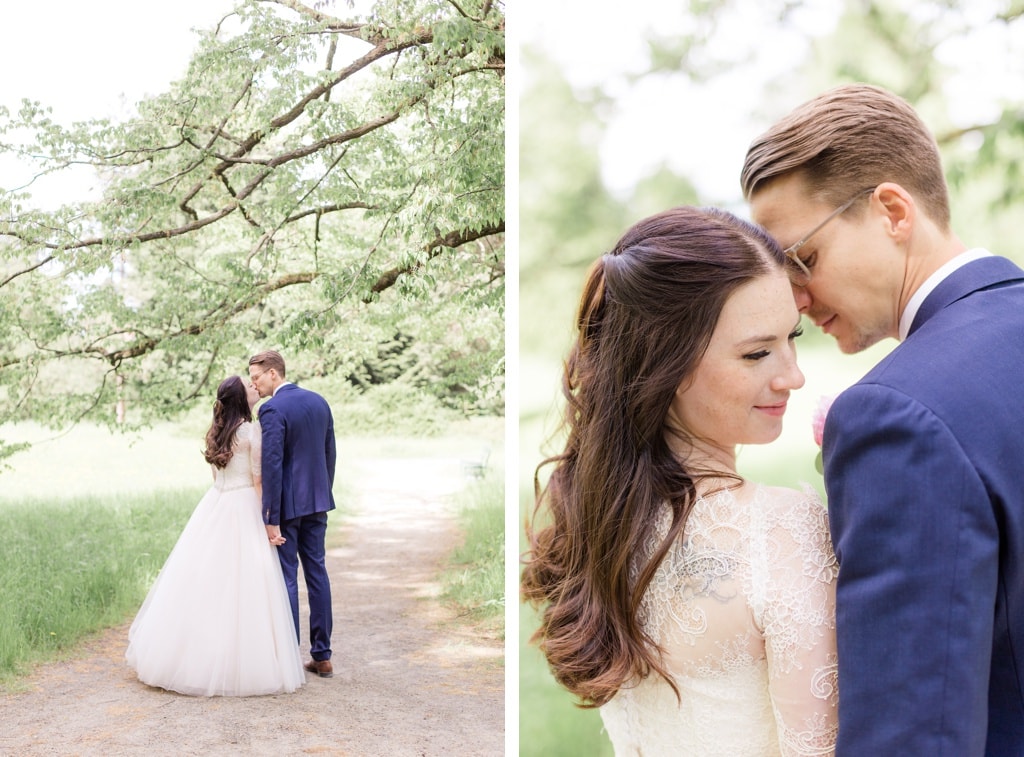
0;0;504;431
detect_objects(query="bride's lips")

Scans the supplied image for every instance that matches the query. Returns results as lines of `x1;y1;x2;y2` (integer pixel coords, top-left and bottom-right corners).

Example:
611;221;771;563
756;401;788;417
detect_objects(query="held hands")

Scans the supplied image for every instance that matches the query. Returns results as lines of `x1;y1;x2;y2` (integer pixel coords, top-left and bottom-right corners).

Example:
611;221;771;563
266;524;286;547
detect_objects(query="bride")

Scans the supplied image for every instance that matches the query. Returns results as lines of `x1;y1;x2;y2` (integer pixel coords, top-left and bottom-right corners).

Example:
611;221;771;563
126;375;305;696
522;206;839;755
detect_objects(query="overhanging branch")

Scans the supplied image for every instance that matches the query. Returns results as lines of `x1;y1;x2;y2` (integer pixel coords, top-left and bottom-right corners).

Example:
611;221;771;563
2;217;504;374
107;272;317;363
366;221;504;299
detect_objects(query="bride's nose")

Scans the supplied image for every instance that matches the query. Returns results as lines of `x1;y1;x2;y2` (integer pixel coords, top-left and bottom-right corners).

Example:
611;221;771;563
772;351;805;392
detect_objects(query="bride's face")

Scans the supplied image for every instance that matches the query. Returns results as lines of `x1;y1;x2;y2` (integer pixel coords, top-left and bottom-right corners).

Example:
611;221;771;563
668;272;805;461
245;380;260;410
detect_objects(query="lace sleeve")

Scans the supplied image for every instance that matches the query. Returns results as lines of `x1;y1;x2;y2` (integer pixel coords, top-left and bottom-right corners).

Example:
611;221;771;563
754;487;839;756
249;422;262;478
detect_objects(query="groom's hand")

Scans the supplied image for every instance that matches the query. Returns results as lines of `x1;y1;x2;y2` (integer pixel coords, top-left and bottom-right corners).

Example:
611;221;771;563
266;524;286;547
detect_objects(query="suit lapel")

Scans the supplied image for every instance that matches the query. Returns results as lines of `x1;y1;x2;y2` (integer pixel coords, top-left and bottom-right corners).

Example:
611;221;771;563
910;257;1024;337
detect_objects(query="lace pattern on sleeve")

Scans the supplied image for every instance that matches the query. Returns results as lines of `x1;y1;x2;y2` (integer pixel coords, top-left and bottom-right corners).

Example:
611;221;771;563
601;485;838;757
753;487;839;756
752;488;837;670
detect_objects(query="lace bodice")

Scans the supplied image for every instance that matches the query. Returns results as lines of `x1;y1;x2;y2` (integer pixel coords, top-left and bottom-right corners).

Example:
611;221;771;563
213;422;262;492
600;484;839;756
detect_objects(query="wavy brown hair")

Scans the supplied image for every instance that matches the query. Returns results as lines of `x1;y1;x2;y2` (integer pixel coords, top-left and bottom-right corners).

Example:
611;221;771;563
521;206;786;707
203;376;253;468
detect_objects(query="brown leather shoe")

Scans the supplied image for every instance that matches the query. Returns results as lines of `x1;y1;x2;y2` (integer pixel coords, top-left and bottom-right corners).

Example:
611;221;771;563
304;659;333;678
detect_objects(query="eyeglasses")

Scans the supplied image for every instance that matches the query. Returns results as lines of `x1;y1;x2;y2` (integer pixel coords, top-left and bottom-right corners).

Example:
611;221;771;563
783;187;875;285
249;369;266;383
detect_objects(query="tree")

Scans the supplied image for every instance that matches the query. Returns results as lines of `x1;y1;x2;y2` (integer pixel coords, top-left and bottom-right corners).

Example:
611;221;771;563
517;50;634;359
0;0;504;459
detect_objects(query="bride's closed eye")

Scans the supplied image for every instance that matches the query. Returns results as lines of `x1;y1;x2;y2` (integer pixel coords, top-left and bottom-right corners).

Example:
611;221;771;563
743;326;803;361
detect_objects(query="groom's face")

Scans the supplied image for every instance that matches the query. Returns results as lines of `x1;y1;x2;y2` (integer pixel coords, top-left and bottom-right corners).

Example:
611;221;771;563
248;365;275;398
750;174;901;354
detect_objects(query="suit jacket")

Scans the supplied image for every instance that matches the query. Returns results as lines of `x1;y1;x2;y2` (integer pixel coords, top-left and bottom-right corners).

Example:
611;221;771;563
258;383;336;525
824;256;1024;756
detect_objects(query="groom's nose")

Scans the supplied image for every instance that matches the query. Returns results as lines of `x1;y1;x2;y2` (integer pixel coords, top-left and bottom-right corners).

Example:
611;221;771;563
791;283;812;312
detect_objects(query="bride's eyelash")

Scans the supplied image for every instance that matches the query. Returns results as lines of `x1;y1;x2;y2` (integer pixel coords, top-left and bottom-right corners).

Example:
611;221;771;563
743;326;804;360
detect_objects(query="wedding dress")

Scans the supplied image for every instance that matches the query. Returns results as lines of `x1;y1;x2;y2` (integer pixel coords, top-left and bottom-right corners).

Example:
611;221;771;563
600;484;839;756
126;422;305;696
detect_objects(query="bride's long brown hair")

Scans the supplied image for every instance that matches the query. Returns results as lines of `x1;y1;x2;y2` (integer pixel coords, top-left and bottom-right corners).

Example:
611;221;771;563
203;376;253;468
521;206;787;707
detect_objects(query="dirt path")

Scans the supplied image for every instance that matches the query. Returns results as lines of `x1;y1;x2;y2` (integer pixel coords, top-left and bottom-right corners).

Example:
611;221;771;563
0;457;504;756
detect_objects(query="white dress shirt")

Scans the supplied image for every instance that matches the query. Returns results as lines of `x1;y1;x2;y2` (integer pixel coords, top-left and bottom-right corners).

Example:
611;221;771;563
898;248;992;340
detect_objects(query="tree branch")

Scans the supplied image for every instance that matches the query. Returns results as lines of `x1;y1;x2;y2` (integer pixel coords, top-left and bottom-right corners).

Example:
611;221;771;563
94;222;504;363
107;272;317;363
1;253;56;288
262;0;365;37
283;201;373;224
367;221;504;298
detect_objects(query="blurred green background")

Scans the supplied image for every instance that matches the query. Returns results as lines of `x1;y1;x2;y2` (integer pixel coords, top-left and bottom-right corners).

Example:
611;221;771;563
517;1;1024;753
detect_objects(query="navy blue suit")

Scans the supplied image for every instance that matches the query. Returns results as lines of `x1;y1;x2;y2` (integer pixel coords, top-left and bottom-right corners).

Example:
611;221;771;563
259;382;337;661
824;256;1024;755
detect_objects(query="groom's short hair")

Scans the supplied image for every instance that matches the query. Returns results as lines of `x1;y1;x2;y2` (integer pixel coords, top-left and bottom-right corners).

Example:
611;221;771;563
249;350;286;378
740;83;951;231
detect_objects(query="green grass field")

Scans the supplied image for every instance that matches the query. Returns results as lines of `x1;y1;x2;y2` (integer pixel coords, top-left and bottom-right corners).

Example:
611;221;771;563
442;472;505;637
0;489;202;683
0;415;504;686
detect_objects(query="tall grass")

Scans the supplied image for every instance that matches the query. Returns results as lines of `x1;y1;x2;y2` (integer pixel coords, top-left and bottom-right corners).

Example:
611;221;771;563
441;472;504;637
0;489;200;683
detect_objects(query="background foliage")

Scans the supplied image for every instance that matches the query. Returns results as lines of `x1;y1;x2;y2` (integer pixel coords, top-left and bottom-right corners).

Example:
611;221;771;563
0;0;505;463
519;1;1024;753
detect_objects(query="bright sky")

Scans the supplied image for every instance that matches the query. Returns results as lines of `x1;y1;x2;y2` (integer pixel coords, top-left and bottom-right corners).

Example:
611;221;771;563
518;0;1023;205
0;1;238;122
517;0;835;204
0;1;239;206
0;0;375;208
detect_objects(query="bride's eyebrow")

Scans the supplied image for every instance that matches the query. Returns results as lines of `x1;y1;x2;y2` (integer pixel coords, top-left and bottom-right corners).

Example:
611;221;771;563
734;316;803;347
736;333;776;347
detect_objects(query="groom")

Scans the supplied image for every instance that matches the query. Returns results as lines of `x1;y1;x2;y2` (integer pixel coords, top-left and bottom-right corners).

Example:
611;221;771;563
742;84;1024;755
249;350;337;678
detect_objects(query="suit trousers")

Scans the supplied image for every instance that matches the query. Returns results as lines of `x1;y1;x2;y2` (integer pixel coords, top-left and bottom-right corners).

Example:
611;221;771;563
276;511;333;660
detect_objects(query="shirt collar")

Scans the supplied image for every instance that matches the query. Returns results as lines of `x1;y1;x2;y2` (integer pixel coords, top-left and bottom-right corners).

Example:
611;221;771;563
898;248;992;340
272;381;292;397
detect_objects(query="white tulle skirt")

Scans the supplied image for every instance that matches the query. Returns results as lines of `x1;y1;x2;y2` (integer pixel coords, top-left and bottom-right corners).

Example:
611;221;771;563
126;484;305;696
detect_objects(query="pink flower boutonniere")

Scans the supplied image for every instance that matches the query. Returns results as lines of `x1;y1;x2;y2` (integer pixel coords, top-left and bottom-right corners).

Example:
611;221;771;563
812;394;836;475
